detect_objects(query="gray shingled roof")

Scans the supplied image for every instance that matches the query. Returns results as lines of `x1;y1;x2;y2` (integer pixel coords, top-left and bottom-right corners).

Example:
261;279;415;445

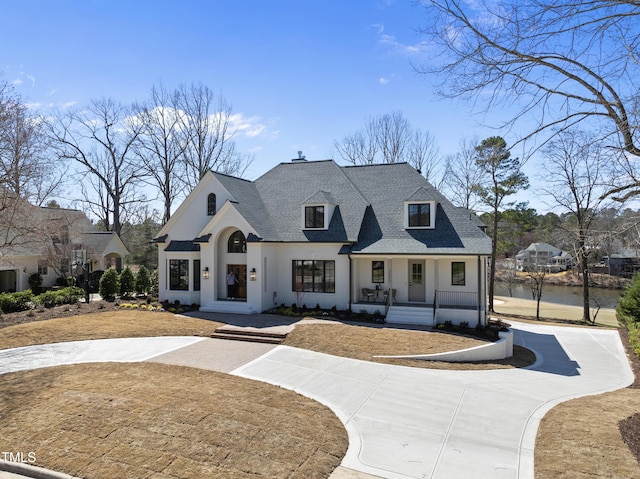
165;241;200;252
212;160;491;255
342;163;492;255
77;232;117;255
212;173;279;240
302;190;337;205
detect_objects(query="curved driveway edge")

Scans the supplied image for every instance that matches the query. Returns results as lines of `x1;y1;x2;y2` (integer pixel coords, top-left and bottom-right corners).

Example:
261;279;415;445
0;321;634;479
0;336;206;376
231;321;634;479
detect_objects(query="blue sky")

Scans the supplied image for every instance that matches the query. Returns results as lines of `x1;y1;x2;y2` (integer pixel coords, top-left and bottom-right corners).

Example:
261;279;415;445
2;0;534;205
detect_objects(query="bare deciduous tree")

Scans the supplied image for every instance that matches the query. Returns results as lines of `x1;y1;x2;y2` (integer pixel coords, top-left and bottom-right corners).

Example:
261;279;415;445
441;136;482;209
133;84;188;225
407;129;442;187
49;98;146;235
333;111;442;181
177;83;252;190
417;0;640;196
0;79;66;250
541;129;613;323
527;267;547;321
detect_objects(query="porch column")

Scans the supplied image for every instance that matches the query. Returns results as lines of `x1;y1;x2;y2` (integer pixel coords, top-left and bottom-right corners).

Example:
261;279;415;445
433;258;439;303
478;255;482;327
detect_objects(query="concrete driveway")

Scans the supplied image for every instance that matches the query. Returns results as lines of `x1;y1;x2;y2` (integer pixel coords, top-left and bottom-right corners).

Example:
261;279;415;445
232;320;633;479
0;320;634;479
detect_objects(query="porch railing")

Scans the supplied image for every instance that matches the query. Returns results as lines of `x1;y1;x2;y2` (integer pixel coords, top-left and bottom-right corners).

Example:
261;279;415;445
436;290;478;310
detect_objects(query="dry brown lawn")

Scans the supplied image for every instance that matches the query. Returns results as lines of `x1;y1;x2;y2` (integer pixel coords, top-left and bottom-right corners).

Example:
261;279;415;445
0;362;347;479
283;322;536;370
0;306;639;478
0;310;224;350
535;328;640;478
535;389;640;479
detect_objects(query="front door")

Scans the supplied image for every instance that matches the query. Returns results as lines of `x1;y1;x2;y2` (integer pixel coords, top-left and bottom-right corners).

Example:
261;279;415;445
226;264;247;300
408;260;425;302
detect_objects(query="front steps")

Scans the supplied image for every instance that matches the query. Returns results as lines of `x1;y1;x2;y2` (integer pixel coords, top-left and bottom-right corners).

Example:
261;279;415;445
200;301;257;314
385;305;435;326
212;326;288;344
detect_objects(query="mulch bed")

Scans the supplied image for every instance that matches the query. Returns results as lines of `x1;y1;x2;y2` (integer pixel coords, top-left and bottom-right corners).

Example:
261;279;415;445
618;328;640;466
621;414;640;466
0;300;120;329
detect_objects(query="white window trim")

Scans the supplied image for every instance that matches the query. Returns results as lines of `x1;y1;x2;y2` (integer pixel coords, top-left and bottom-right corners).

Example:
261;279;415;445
404;201;436;229
302;204;332;230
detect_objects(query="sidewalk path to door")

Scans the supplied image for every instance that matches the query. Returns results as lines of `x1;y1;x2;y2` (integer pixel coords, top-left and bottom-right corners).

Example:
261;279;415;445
0;320;634;479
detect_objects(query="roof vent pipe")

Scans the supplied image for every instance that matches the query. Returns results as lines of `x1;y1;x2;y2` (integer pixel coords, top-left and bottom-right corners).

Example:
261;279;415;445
292;150;307;162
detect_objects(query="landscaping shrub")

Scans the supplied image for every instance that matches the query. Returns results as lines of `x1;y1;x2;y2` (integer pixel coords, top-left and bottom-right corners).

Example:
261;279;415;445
99;268;120;301
0;291;34;313
617;273;640;357
88;270;104;293
35;287;84;308
28;273;43;295
36;291;59;308
57;287;84;305
55;276;73;287
119;267;135;298
135;265;151;295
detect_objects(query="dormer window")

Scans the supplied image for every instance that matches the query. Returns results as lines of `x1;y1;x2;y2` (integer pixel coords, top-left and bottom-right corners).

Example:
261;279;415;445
409;203;431;227
301;191;335;231
305;205;324;229
405;201;436;229
207;193;216;216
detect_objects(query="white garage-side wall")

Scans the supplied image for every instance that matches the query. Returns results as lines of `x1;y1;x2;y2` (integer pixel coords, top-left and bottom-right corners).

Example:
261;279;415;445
0;256;58;292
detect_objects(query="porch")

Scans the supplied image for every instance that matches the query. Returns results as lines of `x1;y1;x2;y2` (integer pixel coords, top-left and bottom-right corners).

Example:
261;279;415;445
351;255;488;327
352;290;484;327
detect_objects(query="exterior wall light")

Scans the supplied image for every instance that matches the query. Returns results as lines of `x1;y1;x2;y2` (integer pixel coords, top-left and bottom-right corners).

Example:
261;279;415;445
250;268;257;281
203;267;209;279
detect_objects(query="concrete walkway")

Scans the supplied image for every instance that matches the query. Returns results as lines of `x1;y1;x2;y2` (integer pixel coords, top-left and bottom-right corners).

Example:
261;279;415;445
0;321;634;479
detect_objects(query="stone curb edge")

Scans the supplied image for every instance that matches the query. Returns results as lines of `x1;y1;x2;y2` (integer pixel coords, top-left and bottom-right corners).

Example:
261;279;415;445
0;461;80;479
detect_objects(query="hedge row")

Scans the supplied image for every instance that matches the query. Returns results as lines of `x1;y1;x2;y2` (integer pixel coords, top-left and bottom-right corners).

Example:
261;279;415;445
0;287;85;314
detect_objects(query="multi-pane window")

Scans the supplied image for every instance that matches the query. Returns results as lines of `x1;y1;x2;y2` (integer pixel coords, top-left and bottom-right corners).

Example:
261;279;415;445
372;261;384;283
193;259;201;292
408;203;431;227
228;230;246;253
292;260;335;293
37;260;48;276
207;193;216;216
169;259;189;290
305;205;324;228
452;262;465;286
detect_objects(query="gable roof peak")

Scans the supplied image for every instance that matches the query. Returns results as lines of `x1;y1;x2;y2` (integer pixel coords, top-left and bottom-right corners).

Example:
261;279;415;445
301;190;337;205
405;186;434;202
210;169;252;183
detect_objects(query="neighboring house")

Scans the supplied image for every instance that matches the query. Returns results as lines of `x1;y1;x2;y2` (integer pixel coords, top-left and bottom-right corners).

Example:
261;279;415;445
0;205;129;292
515;242;572;272
602;249;640;277
154;159;492;326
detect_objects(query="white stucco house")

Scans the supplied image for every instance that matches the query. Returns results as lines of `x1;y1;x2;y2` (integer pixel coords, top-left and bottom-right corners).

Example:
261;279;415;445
153;159;492;326
0;205;129;292
515;242;573;272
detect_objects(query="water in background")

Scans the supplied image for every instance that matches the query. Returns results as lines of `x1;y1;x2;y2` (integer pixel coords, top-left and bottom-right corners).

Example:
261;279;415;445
494;283;621;309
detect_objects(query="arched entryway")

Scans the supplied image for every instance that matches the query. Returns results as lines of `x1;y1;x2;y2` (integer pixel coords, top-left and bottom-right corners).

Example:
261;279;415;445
217;228;247;301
